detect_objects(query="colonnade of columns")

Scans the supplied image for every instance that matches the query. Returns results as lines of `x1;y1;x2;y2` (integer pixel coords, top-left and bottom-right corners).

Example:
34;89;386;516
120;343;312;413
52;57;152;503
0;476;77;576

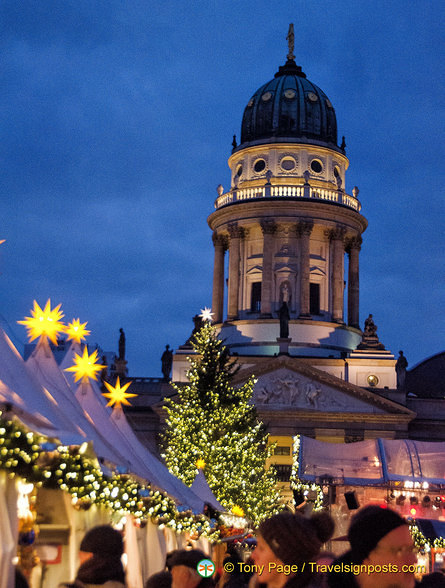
211;222;361;328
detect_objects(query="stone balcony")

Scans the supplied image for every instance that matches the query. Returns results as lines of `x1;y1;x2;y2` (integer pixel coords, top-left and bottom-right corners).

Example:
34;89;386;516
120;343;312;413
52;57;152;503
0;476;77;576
215;183;361;212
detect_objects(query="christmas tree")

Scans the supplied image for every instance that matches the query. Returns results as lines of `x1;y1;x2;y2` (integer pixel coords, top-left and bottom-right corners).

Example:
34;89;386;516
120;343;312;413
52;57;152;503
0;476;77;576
162;320;281;525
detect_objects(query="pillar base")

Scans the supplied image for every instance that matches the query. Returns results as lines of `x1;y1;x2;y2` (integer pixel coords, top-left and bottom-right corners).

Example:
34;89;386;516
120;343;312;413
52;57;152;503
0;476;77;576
114;358;128;377
260;313;272;318
298;313;312;319
277;337;292;355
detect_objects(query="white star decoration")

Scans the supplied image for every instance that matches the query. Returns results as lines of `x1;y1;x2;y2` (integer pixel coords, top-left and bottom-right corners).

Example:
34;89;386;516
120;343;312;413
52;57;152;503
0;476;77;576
199;307;214;322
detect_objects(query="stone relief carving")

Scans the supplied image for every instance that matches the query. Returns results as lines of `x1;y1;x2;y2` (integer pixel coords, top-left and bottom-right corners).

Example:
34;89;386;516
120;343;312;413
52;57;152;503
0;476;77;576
252;369;380;412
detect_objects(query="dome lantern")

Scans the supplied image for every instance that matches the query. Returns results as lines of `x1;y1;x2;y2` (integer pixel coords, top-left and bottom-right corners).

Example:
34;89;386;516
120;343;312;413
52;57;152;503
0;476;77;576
238;25;338;151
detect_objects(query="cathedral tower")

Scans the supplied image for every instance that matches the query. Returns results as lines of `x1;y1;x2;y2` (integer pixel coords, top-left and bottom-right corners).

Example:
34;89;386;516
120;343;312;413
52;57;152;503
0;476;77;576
208;30;367;359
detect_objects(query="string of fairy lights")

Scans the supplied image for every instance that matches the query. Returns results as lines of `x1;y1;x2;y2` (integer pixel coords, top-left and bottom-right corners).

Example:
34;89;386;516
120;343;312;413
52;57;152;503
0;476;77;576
9;299;219;539
4;299;442;550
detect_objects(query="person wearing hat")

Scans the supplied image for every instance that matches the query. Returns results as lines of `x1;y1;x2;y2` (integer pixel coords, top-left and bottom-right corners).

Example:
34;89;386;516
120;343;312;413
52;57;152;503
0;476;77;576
59;525;126;588
169;549;214;588
328;505;420;588
249;510;335;587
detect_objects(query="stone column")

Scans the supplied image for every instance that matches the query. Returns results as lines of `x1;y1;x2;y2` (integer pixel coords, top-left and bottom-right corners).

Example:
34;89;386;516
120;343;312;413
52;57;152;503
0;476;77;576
347;235;362;329
211;232;227;324
296;220;313;317
329;226;346;323
260;219;277;316
227;224;243;320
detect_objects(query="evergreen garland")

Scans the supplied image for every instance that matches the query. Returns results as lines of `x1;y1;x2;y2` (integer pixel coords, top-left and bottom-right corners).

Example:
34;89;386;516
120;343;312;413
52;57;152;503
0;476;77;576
0;410;219;540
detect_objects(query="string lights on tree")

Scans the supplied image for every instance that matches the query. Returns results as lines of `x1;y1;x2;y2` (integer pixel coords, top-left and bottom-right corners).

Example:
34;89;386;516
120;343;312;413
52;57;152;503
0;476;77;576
162;315;281;525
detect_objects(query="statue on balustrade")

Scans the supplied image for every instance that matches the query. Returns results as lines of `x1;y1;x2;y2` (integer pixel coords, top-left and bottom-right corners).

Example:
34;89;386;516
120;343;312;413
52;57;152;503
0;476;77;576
118;328;126;360
161;344;173;381
396;350;408;391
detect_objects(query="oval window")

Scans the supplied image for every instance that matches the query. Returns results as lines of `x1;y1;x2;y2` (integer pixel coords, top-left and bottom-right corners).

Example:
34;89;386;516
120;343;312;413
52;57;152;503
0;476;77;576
254;159;266;173
334;166;340;178
236;164;243;177
261;92;272;102
284;89;296;99
310;160;323;173
281;157;296;171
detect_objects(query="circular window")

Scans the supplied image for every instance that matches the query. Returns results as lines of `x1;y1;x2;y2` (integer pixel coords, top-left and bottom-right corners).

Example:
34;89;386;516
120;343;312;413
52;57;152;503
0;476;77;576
247;98;254;107
310;159;323;173
261;92;272;102
367;375;379;387
254;159;266;173
308;92;318;102
280;157;296;171
284;89;296;99
325;98;333;108
236;164;243;177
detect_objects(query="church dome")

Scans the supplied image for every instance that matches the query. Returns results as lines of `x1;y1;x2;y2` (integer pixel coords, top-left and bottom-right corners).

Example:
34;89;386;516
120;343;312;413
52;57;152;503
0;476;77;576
239;59;338;150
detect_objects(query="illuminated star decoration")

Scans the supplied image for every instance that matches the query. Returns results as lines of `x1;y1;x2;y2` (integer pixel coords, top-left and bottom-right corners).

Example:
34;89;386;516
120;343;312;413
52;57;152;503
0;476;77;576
65;347;105;383
102;377;137;408
65;318;91;343
199;307;214;322
196;458;206;470
231;505;245;517
18;299;65;345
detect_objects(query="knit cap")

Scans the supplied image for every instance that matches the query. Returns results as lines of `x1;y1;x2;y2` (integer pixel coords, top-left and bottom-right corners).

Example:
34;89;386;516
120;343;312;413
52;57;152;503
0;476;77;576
80;525;124;558
169;549;207;570
348;505;407;563
259;511;334;566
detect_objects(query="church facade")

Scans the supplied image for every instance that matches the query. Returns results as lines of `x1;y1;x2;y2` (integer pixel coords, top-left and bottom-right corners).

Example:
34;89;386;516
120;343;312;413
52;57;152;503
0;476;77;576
123;32;444;500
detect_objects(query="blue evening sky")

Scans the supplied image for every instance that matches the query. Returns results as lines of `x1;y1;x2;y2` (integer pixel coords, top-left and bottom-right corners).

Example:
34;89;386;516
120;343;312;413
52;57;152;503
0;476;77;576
0;1;443;377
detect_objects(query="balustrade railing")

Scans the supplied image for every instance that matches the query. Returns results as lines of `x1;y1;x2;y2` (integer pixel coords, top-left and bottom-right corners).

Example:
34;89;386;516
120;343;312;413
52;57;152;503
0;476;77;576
214;184;361;211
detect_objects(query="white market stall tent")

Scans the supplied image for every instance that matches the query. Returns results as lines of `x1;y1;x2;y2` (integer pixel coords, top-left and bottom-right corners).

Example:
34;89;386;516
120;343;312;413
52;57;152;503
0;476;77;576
298;436;445;486
0;327;210;588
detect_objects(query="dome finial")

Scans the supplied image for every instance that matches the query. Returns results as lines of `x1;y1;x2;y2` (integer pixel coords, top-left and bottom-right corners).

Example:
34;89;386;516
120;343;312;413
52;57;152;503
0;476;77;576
286;23;295;61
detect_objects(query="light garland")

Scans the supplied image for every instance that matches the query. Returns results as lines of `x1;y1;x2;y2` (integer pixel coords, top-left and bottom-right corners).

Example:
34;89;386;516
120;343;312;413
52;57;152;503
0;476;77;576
0;410;219;540
290;436;324;511
409;521;445;551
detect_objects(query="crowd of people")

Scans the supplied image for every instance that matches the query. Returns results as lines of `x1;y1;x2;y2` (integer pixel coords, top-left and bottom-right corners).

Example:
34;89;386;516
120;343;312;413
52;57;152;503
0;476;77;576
15;505;445;588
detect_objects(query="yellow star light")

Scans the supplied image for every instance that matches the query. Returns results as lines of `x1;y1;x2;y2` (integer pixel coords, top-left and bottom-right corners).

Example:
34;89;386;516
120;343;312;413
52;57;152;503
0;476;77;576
232;505;245;517
65;347;105;383
65;318;91;343
102;377;137;408
18;299;65;345
196;458;206;470
199;307;214;322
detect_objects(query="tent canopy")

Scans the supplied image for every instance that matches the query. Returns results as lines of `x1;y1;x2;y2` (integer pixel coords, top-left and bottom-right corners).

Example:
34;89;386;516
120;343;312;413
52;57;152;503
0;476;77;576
298;436;445;486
